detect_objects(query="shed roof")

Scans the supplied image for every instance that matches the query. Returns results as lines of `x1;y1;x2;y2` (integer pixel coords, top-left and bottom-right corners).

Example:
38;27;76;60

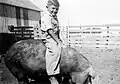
0;0;41;11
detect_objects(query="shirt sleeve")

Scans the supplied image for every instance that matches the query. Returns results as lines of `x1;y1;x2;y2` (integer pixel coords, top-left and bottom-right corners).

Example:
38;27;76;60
41;14;52;31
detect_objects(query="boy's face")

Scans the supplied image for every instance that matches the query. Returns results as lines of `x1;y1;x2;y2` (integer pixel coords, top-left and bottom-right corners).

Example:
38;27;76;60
47;5;59;16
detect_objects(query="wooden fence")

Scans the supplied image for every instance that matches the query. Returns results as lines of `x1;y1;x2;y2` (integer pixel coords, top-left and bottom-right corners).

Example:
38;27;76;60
8;25;34;40
8;24;120;49
65;24;120;48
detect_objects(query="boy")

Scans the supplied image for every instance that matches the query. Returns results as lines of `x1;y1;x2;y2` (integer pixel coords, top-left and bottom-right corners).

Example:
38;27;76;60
41;0;62;83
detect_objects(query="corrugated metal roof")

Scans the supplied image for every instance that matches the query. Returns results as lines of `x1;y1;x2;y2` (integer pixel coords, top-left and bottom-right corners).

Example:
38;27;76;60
0;0;41;11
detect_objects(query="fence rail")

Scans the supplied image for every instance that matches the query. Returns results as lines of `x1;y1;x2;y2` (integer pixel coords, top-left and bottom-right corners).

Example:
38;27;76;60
64;25;120;48
8;25;34;40
8;24;120;48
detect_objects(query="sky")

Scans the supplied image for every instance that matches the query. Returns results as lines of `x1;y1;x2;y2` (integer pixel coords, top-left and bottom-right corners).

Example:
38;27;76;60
29;0;120;26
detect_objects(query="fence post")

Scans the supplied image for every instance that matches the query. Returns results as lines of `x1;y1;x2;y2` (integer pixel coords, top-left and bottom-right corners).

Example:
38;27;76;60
106;26;109;49
67;26;70;46
8;25;14;32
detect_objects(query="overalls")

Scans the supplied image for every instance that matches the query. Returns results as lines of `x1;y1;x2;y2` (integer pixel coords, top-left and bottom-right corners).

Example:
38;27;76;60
41;12;61;75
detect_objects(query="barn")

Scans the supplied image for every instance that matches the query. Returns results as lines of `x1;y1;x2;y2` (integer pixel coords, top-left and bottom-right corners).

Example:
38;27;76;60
0;0;41;33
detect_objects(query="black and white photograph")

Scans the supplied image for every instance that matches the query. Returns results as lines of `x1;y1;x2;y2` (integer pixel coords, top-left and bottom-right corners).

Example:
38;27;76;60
0;0;120;84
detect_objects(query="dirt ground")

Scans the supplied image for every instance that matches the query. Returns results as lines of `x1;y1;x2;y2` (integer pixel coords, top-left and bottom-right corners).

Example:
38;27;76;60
0;47;120;84
0;61;18;84
74;46;120;84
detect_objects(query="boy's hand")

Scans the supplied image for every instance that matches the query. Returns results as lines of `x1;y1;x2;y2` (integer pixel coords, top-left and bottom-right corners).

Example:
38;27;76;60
57;39;62;45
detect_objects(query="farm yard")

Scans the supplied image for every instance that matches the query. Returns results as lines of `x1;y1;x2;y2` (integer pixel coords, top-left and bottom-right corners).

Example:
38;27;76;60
1;23;120;84
75;47;120;84
0;47;120;84
0;0;120;84
67;25;120;84
1;25;120;84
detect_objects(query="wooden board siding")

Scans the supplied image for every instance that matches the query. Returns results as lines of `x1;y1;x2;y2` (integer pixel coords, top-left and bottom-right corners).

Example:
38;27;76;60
20;8;24;26
7;5;17;27
28;10;41;27
29;20;40;26
28;10;40;21
23;8;29;26
0;4;17;32
16;7;21;26
10;5;17;26
0;3;41;33
0;4;4;32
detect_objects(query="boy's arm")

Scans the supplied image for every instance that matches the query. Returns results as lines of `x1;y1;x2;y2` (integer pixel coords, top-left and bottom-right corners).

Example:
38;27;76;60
47;29;61;44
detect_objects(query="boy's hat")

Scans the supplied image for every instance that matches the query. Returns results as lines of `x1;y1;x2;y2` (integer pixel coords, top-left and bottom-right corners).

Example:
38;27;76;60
47;0;60;7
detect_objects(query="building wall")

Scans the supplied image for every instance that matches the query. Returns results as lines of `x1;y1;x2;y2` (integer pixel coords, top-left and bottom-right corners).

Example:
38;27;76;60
0;3;41;33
